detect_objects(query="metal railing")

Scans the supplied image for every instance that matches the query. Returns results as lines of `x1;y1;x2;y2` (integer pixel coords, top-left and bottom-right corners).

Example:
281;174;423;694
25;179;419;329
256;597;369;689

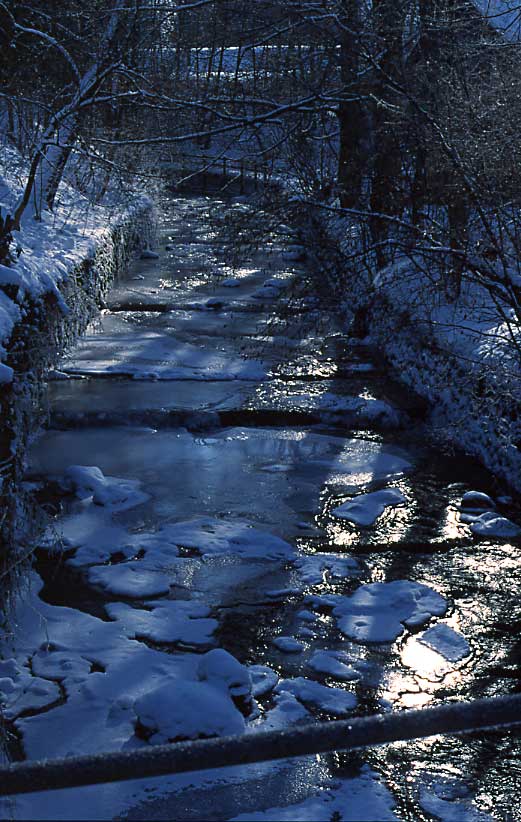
1;694;520;796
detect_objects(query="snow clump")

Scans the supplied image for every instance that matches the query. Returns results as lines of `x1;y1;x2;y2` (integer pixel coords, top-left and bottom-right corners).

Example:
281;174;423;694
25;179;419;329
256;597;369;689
333;488;406;527
328;580;447;643
62;465;149;509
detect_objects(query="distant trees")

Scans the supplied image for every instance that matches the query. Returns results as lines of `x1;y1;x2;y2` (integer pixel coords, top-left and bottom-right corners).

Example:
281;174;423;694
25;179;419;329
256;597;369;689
3;0;521;341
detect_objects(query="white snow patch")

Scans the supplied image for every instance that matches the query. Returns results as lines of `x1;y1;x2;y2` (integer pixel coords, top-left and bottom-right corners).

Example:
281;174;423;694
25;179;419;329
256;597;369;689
275;677;356;715
330;580;447;643
31;649;92;683
105;601;217;646
197;649;252;701
87;564;171;598
134;679;245;743
0;143;153;356
248;665;279;698
470;512;521;538
308;650;360;681
62;465;149;510
332;488;406;527
272;636;305;653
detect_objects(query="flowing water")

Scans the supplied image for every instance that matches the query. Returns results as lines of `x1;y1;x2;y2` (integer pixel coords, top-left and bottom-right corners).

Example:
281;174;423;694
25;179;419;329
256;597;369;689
1;193;520;821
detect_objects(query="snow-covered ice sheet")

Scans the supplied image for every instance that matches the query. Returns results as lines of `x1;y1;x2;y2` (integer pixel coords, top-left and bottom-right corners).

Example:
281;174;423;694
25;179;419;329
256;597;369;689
30;427;414;536
61;331;268;381
320;580;447;643
230;766;397;821
151;517;294;559
332;488;406;527
0;659;61;720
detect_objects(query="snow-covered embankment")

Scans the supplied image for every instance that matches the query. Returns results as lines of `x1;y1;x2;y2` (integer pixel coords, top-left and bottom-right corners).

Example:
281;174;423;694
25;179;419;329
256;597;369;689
0;191;156;565
306;209;521;493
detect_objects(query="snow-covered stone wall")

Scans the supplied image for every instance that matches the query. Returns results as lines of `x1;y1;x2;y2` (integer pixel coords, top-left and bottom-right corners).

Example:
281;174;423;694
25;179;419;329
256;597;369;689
307;211;521;494
0;198;156;585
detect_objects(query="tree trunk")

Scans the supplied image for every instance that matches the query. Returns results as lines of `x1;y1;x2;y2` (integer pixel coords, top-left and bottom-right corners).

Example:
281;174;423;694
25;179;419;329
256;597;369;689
369;0;406;267
337;2;366;209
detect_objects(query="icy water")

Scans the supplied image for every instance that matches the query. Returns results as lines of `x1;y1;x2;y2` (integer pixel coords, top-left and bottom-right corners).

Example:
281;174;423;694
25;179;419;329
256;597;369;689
2;194;521;821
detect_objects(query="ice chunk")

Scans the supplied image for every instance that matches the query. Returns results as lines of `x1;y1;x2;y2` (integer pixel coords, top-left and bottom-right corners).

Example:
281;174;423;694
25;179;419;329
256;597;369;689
64;518;182;568
309;650;359;681
140;248;159;260
332;580;447;643
332;488;406;527
0;363;13;383
265;587;300;599
419;624;471;662
256;691;310;731
419;782;492;822
248;665;279;698
293;553;360;585
276;677;356;715
297;610;319;623
272;636;304;653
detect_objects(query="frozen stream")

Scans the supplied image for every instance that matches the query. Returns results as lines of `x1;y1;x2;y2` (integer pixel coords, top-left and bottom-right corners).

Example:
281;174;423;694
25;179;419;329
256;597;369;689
2;194;521;821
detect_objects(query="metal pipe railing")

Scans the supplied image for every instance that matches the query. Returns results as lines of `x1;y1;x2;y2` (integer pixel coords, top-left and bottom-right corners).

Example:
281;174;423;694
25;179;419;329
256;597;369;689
1;694;520;796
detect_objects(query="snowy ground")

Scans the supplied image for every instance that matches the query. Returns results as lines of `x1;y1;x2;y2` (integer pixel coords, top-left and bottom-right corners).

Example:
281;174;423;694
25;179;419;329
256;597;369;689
1;194;520;821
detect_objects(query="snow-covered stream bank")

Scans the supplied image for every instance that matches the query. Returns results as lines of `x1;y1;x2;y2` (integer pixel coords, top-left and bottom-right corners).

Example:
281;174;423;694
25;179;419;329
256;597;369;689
0;177;155;574
1;193;521;821
305;208;521;495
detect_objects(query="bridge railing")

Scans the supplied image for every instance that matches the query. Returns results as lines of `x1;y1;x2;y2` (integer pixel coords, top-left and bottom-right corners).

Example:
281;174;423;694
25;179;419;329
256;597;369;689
160;153;272;193
0;694;520;797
